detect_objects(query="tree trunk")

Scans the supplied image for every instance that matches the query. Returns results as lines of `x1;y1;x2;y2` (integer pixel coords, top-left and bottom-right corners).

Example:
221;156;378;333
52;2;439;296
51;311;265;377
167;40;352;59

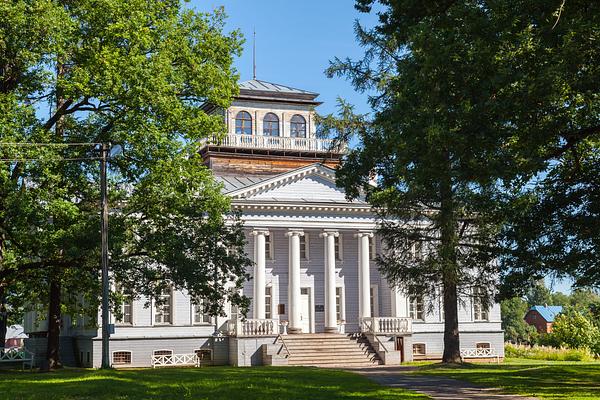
0;287;7;351
439;156;462;364
44;268;62;371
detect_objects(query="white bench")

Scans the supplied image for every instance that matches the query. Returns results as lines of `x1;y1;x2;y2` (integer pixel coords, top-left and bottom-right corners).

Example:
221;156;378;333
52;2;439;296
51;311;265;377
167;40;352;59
460;348;500;364
151;353;199;368
0;348;35;370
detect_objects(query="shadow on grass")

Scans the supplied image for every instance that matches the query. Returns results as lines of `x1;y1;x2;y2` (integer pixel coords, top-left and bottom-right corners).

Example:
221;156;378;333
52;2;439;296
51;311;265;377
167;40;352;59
0;366;428;400
412;359;600;399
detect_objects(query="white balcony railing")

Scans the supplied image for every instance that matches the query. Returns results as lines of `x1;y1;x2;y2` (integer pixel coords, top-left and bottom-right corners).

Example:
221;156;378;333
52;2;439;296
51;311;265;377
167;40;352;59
361;317;412;335
203;134;345;153
227;318;279;337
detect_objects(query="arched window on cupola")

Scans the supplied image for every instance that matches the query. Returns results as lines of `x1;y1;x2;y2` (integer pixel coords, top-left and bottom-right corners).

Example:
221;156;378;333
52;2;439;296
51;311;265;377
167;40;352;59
290;114;306;138
263;113;280;137
235;111;252;135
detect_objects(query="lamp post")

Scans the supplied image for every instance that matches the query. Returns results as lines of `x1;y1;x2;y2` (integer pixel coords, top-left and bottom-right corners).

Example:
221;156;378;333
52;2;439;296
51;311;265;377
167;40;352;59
100;143;110;369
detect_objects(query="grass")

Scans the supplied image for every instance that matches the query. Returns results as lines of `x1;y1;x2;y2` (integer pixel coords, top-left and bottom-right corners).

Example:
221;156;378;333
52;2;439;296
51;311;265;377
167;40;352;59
412;357;600;399
0;366;428;400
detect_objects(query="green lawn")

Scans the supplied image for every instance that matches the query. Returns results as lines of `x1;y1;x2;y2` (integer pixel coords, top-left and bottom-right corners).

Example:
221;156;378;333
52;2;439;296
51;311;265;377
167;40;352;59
412;358;600;399
0;366;428;400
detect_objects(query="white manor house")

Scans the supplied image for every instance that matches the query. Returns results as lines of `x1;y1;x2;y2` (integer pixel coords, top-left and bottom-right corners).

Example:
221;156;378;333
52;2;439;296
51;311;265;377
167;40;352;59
24;79;504;368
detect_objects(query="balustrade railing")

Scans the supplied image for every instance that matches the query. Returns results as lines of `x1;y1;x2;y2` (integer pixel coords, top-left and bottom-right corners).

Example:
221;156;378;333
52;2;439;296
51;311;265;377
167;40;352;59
361;317;412;334
203;134;345;153
227;318;279;337
151;353;199;368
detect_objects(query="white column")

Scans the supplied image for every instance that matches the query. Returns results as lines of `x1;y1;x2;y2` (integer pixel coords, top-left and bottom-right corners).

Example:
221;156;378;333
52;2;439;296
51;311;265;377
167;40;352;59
356;231;373;320
286;229;303;333
321;230;339;333
252;229;269;319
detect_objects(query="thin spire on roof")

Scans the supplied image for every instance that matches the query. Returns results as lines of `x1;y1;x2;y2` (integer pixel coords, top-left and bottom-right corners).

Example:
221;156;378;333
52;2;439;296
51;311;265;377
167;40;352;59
252;29;256;80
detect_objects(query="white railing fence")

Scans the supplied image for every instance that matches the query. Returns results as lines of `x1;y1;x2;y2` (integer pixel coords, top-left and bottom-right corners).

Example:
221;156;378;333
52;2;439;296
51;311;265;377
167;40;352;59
228;318;279;337
203;134;345;153
361;317;412;334
151;353;199;368
461;347;500;361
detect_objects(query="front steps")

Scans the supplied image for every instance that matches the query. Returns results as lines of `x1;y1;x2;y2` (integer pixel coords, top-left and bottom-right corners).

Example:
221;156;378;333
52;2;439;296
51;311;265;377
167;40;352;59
276;333;381;367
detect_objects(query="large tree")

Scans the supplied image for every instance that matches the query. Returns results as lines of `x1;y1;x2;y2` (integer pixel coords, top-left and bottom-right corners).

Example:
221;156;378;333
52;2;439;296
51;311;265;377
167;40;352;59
0;0;250;370
324;0;599;362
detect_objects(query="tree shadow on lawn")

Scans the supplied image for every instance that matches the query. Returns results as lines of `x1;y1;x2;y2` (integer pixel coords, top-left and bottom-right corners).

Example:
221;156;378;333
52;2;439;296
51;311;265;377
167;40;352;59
0;366;428;400
413;361;600;399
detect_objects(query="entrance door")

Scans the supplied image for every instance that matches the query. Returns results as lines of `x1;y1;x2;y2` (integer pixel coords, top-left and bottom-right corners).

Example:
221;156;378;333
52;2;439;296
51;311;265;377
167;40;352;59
299;288;311;333
395;337;405;363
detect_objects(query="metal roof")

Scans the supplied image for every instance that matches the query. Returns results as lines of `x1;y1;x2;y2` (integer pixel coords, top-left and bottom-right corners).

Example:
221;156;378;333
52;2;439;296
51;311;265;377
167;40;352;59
239;79;318;95
215;175;270;193
529;305;563;322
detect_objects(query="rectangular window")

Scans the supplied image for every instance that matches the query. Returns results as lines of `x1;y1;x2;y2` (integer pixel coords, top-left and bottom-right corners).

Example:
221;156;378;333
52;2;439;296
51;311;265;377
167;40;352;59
195;349;213;361
231;304;239;321
265;287;272;319
193;298;212;324
299;234;309;260
153;349;173;356
412;343;426;356
369;236;376;260
473;287;489;321
334;235;342;261
154;287;173;324
476;342;491;350
115;285;133;325
265;234;273;260
335;287;343;321
370;285;379;317
409;296;424;321
113;351;131;365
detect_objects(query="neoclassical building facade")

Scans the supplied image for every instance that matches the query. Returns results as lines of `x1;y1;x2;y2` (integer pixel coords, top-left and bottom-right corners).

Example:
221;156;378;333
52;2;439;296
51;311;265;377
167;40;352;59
24;79;504;368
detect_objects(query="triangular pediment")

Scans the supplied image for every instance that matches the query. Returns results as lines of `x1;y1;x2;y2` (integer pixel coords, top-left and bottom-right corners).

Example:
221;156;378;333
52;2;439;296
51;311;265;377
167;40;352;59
228;164;365;205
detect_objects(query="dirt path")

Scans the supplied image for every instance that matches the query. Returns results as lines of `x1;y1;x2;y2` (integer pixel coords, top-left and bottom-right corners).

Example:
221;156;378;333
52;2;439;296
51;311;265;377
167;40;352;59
351;367;539;400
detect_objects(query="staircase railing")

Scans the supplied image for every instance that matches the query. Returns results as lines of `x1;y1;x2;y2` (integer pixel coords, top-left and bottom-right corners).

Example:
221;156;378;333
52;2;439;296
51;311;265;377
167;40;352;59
276;334;291;358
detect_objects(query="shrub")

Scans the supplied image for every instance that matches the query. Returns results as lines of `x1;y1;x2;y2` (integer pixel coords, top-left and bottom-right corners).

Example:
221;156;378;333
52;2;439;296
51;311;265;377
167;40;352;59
505;343;596;362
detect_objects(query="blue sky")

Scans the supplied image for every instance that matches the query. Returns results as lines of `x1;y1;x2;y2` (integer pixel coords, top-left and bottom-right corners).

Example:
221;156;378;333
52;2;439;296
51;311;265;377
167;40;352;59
189;0;379;116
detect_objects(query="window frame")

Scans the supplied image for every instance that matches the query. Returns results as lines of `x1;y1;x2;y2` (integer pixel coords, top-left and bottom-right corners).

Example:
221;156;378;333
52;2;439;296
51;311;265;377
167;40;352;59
262;112;280;137
235;110;253;135
369;236;376;260
334;234;343;261
154;287;173;325
335;286;345;322
290;114;307;138
472;287;489;321
299;233;310;260
194;349;213;362
370;285;379;317
265;286;273;319
192;298;212;325
409;295;425;321
112;350;132;365
115;285;133;325
412;343;426;356
264;233;274;261
476;342;491;350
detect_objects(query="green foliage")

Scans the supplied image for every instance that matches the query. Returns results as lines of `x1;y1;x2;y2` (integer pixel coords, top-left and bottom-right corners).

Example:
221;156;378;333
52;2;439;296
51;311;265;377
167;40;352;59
543;312;600;355
505;343;596;362
501;297;537;344
0;0;249;355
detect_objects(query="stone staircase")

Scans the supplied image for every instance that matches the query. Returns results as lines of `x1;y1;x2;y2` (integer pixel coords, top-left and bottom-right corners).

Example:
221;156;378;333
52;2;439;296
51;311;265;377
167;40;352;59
277;333;381;367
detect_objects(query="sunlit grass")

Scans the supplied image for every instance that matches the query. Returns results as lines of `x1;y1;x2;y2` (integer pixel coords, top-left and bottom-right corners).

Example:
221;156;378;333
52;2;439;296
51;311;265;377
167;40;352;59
413;358;600;399
0;366;428;400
